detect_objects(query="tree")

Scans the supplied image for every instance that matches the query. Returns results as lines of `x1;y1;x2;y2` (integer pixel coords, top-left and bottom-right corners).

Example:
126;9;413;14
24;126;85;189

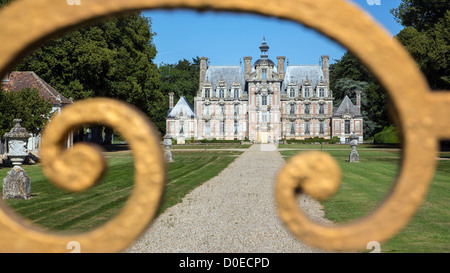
15;13;165;139
391;0;449;32
158;57;200;133
329;51;390;139
0;88;52;137
395;11;450;90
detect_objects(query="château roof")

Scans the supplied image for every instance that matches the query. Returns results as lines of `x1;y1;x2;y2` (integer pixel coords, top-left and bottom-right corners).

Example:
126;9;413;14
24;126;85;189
282;65;325;91
167;96;197;119
204;65;245;90
332;95;362;117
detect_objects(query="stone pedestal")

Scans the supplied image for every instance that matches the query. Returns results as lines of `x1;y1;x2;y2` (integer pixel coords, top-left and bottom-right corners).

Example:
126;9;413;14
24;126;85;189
163;134;174;162
177;137;185;145
3;166;31;199
3;119;32;199
349;149;359;162
5;119;31;166
349;132;359;163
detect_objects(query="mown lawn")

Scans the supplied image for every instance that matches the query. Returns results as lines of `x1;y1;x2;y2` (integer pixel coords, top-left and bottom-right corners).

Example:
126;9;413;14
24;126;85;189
280;145;450;253
0;149;243;234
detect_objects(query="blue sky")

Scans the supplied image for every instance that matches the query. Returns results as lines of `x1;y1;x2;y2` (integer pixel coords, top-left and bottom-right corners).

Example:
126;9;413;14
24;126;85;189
142;0;404;66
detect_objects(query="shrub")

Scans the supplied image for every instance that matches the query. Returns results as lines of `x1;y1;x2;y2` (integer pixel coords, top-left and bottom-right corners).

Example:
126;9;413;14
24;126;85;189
373;125;399;144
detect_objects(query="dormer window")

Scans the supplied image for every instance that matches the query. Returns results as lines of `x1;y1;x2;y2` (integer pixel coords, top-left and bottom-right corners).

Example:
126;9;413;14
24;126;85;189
234;89;239;99
205;88;210;98
319;88;325;98
305;88;310;98
289;88;295;98
219;89;224;98
262;69;267;80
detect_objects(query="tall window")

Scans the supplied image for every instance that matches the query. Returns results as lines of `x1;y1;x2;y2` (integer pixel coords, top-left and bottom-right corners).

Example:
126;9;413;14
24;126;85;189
234;89;239;99
305;104;310;114
262;69;267;80
319;121;324;134
234;120;238;134
205;121;211;135
345;120;351;134
290;88;295;98
234;104;239;115
290;104;295;115
290;121;295;135
305;121;310;134
219;89;224;98
220;120;225;134
319;88;325;98
262;112;268;122
319;104;324;114
262;95;267;106
305;88;310;98
205;88;210;98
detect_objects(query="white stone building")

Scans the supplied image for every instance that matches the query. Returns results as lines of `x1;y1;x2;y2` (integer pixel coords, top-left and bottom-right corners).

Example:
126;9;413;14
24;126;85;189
166;38;363;143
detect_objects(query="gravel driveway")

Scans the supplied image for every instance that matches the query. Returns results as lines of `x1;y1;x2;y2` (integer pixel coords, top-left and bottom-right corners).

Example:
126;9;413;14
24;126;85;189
125;144;333;253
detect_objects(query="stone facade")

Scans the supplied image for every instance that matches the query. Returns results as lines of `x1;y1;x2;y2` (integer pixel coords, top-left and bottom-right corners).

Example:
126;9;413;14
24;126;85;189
166;38;363;143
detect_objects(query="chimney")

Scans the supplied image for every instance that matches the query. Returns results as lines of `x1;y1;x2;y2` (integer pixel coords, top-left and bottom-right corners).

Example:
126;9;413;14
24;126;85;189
169;92;174;108
243;56;252;80
277;56;286;80
321;55;330;89
198;57;208;95
356;90;361;114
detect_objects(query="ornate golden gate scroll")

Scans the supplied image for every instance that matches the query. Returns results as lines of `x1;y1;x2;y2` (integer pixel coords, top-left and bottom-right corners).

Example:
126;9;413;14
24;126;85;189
0;0;448;252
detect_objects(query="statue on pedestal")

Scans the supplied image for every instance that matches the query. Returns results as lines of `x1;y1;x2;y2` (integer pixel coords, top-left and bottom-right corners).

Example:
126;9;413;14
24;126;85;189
349;132;359;163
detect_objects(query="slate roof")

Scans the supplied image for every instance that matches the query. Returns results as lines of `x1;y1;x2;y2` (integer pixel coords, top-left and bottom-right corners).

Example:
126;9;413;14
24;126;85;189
332;95;362;117
2;71;72;104
167;96;197;119
282;65;325;92
204;65;245;91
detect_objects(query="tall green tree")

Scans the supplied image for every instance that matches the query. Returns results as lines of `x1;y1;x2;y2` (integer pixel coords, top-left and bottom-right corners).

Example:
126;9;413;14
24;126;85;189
0;88;52;137
15;13;165;138
158;57;200;133
391;0;449;32
329;51;390;139
394;11;450;90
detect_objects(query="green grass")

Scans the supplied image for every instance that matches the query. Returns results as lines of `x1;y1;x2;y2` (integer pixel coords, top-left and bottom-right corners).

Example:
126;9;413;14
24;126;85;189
0;149;242;234
280;145;450;253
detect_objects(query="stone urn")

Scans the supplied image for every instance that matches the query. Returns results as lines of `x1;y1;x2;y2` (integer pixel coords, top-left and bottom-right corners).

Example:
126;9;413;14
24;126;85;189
4;119;31;166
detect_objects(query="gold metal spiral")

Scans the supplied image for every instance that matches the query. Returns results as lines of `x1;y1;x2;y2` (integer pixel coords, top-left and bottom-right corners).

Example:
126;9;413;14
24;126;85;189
0;0;447;252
